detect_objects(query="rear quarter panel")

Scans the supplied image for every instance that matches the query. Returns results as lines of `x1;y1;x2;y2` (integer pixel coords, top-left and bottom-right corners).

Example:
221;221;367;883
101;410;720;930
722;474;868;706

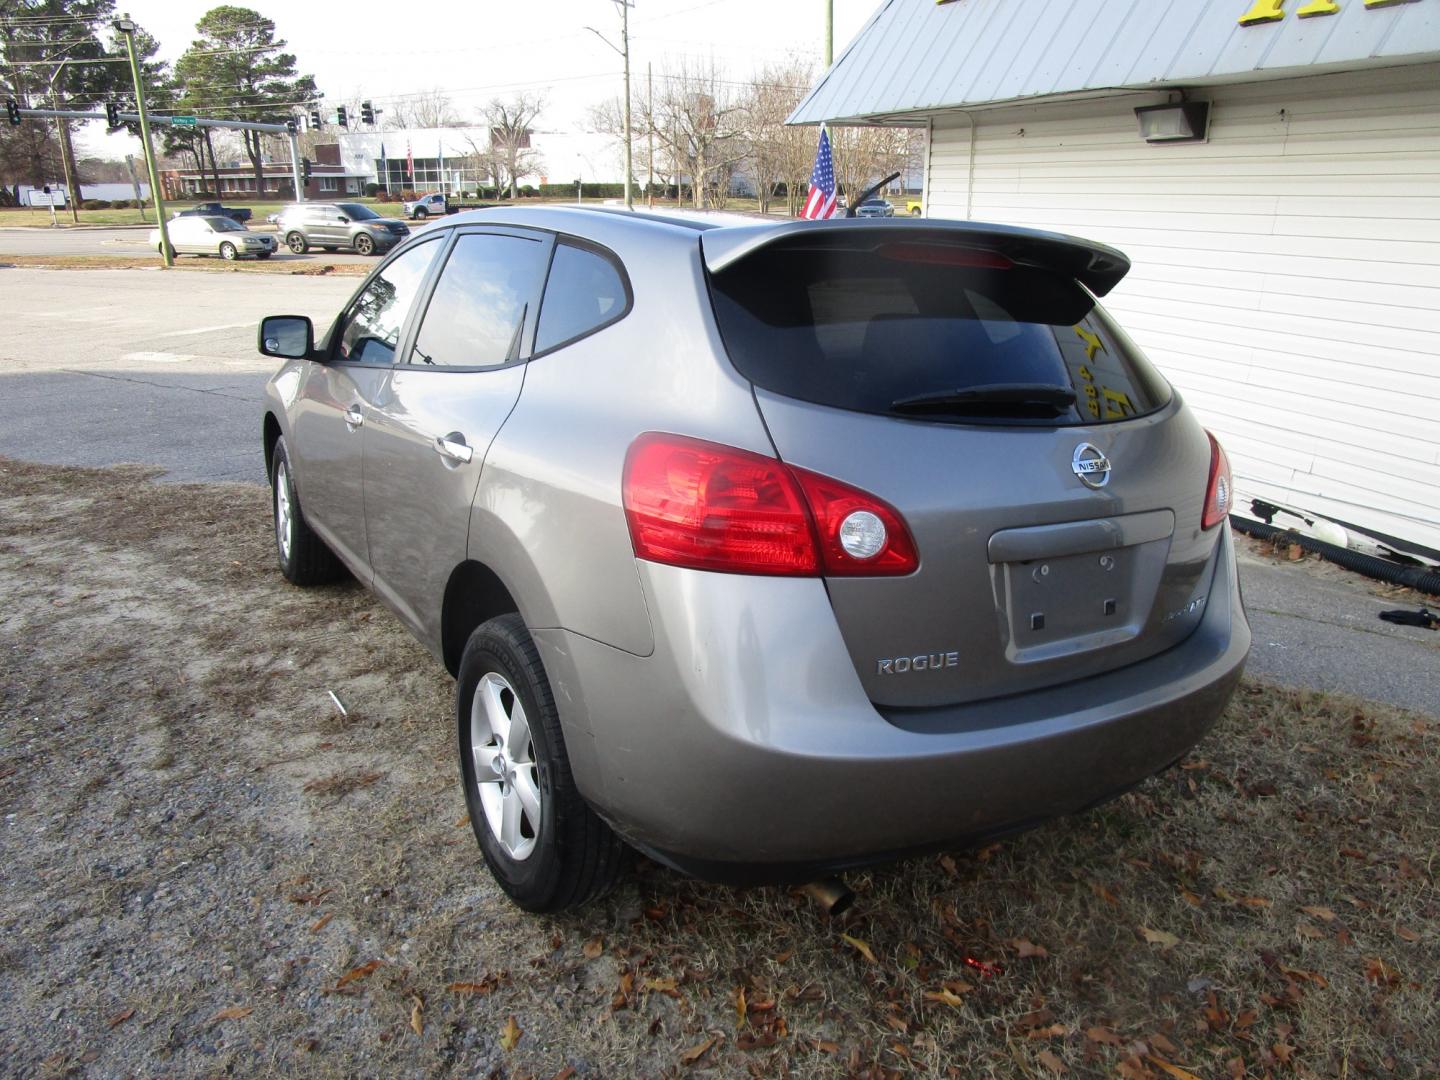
472;220;774;661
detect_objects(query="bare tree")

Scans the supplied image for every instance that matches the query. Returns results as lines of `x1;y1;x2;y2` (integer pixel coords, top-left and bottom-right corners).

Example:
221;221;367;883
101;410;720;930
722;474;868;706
389;88;463;130
644;58;747;209
743;57;814;215
480;93;544;199
829;124;922;209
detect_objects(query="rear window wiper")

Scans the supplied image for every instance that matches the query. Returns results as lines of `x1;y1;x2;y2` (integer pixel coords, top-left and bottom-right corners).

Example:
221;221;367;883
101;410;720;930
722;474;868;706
890;383;1076;418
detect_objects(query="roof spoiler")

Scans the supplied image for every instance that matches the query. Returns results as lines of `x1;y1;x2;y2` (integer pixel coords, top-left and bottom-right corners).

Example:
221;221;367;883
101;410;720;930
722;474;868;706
700;218;1131;296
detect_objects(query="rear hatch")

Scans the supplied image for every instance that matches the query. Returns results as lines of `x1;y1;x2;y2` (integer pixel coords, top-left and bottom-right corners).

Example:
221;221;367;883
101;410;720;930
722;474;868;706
703;221;1223;709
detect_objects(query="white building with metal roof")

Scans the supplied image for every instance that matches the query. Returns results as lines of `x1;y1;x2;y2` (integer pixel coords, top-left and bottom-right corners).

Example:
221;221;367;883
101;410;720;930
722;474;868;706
792;0;1440;555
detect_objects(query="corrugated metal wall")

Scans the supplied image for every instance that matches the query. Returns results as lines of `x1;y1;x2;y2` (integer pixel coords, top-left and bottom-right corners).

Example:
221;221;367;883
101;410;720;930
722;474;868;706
926;65;1440;550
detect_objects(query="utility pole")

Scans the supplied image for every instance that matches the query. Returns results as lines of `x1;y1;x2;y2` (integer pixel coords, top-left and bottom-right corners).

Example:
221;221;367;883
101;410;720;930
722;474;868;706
124;154;146;222
825;0;833;66
620;0;632;211
45;60;81;223
114;13;172;267
587;2;634;210
647;62;654;208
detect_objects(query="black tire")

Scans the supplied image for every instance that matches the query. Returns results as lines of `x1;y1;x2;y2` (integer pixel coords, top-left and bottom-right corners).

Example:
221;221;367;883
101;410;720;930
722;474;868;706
219;241;238;261
285;231;308;254
910;206;922;216
457;614;625;912
353;233;375;256
157;242;174;258
270;436;344;586
414;207;428;220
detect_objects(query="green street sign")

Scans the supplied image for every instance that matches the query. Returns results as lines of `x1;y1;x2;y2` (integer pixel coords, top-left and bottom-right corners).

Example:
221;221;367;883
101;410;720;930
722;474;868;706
171;115;197;128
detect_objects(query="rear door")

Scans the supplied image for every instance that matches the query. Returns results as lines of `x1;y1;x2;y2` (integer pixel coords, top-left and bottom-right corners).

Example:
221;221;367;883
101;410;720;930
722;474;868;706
361;226;553;647
287;235;444;575
704;225;1221;708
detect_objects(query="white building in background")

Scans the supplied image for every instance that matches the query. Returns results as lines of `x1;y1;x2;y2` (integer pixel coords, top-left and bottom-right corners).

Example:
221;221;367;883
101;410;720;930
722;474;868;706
791;0;1440;555
327;127;626;193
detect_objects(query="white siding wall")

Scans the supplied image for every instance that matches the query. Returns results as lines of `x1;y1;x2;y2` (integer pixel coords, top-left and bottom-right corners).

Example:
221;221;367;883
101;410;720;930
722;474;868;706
925;65;1440;551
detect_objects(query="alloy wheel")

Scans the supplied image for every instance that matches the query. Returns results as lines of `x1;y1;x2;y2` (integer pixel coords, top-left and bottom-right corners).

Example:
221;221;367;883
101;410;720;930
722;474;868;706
469;671;541;861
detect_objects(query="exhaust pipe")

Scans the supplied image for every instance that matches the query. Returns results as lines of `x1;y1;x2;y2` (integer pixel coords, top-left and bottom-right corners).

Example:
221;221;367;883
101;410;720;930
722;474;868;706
800;877;854;917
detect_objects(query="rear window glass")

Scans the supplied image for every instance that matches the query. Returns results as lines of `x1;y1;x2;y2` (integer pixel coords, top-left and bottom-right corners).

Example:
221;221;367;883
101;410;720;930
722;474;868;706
708;246;1170;425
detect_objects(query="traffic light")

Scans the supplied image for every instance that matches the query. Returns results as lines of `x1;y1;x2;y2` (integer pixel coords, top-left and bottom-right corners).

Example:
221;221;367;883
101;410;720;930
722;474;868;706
105;101;121;128
5;98;20;125
301;158;312;184
336;105;347;129
361;100;374;125
309;108;322;131
285;118;296;136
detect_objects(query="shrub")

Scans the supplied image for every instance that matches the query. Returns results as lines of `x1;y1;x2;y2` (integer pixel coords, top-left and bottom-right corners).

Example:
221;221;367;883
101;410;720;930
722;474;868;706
82;199;112;209
363;182;379;197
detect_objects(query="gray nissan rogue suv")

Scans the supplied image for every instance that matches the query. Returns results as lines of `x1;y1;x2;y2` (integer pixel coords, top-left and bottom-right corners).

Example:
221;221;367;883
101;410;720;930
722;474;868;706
258;208;1249;912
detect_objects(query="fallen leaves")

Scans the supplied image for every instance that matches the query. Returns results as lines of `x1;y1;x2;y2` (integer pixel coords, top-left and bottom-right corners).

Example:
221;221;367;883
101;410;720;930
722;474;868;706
308;912;333;933
1300;904;1336;922
1036;1048;1067;1074
449;972;507;996
1139;927;1180;950
499;1016;523;1052
409;995;424;1036
679;1035;718;1065
105;1008;134;1029
333;960;383;990
1010;937;1049;958
302;769;383;798
208;1005;253;1025
582;936;604;959
840;933;877;964
1147;1054;1203;1080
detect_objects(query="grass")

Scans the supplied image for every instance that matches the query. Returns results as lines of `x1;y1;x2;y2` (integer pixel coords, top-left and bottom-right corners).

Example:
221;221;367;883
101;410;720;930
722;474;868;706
0;457;1434;1079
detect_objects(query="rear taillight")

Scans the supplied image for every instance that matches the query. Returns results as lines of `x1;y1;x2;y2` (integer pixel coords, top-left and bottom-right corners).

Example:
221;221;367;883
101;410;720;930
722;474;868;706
1202;431;1233;530
622;433;918;577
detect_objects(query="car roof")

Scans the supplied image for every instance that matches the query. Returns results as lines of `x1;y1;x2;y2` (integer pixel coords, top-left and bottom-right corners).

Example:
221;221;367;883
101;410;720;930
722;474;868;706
428;206;1133;295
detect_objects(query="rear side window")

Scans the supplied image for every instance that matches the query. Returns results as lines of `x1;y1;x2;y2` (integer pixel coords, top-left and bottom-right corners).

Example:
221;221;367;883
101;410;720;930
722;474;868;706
535;241;630;354
409;232;549;368
708;246;1170;425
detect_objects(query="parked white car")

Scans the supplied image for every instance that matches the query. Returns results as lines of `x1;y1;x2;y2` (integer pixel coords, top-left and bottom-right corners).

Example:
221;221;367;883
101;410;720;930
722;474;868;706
150;215;276;260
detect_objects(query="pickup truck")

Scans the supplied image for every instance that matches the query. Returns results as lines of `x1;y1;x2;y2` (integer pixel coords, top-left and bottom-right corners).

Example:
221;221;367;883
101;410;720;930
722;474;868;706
402;192;449;219
173;201;252;224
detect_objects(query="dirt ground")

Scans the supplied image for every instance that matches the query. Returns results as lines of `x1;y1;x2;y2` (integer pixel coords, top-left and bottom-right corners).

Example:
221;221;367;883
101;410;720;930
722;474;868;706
1;458;1435;1079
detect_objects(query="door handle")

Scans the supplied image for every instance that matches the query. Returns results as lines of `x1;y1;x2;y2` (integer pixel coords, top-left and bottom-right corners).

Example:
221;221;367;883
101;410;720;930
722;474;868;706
434;433;473;464
344;408;364;430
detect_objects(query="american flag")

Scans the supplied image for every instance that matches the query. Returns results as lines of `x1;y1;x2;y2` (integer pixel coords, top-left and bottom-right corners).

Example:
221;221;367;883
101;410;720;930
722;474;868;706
801;128;838;220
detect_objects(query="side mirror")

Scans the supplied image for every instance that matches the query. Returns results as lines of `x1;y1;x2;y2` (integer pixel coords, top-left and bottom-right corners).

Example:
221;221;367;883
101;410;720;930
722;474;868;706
336;215;349;224
259;315;315;360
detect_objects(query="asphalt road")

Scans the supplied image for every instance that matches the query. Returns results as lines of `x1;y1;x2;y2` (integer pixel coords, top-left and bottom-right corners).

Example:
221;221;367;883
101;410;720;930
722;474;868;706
0;266;355;482
2;266;1436;714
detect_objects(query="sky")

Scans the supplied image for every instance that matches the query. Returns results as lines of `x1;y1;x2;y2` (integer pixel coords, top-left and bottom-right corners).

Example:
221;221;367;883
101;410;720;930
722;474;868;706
79;0;881;158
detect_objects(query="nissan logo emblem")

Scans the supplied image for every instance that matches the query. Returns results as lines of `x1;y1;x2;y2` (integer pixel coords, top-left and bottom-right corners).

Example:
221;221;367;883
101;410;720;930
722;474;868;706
1072;443;1111;489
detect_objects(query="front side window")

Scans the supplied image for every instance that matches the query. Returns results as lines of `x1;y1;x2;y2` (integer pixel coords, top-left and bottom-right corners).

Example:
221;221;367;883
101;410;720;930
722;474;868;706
535;240;630;354
408;233;549;369
335;238;441;365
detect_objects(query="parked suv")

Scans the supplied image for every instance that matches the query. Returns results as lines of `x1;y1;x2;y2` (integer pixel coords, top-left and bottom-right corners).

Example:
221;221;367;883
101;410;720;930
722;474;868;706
275;201;409;256
258;209;1249;912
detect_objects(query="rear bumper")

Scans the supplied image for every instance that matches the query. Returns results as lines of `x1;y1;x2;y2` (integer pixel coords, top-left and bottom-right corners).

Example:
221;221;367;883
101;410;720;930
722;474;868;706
534;527;1249;879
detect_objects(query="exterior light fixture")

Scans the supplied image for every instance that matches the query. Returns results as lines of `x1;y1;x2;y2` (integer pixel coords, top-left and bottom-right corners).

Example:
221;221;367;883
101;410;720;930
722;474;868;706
1134;101;1210;143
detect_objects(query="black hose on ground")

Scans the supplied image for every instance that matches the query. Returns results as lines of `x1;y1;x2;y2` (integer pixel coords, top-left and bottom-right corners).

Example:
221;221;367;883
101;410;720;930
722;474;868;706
1231;516;1440;597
